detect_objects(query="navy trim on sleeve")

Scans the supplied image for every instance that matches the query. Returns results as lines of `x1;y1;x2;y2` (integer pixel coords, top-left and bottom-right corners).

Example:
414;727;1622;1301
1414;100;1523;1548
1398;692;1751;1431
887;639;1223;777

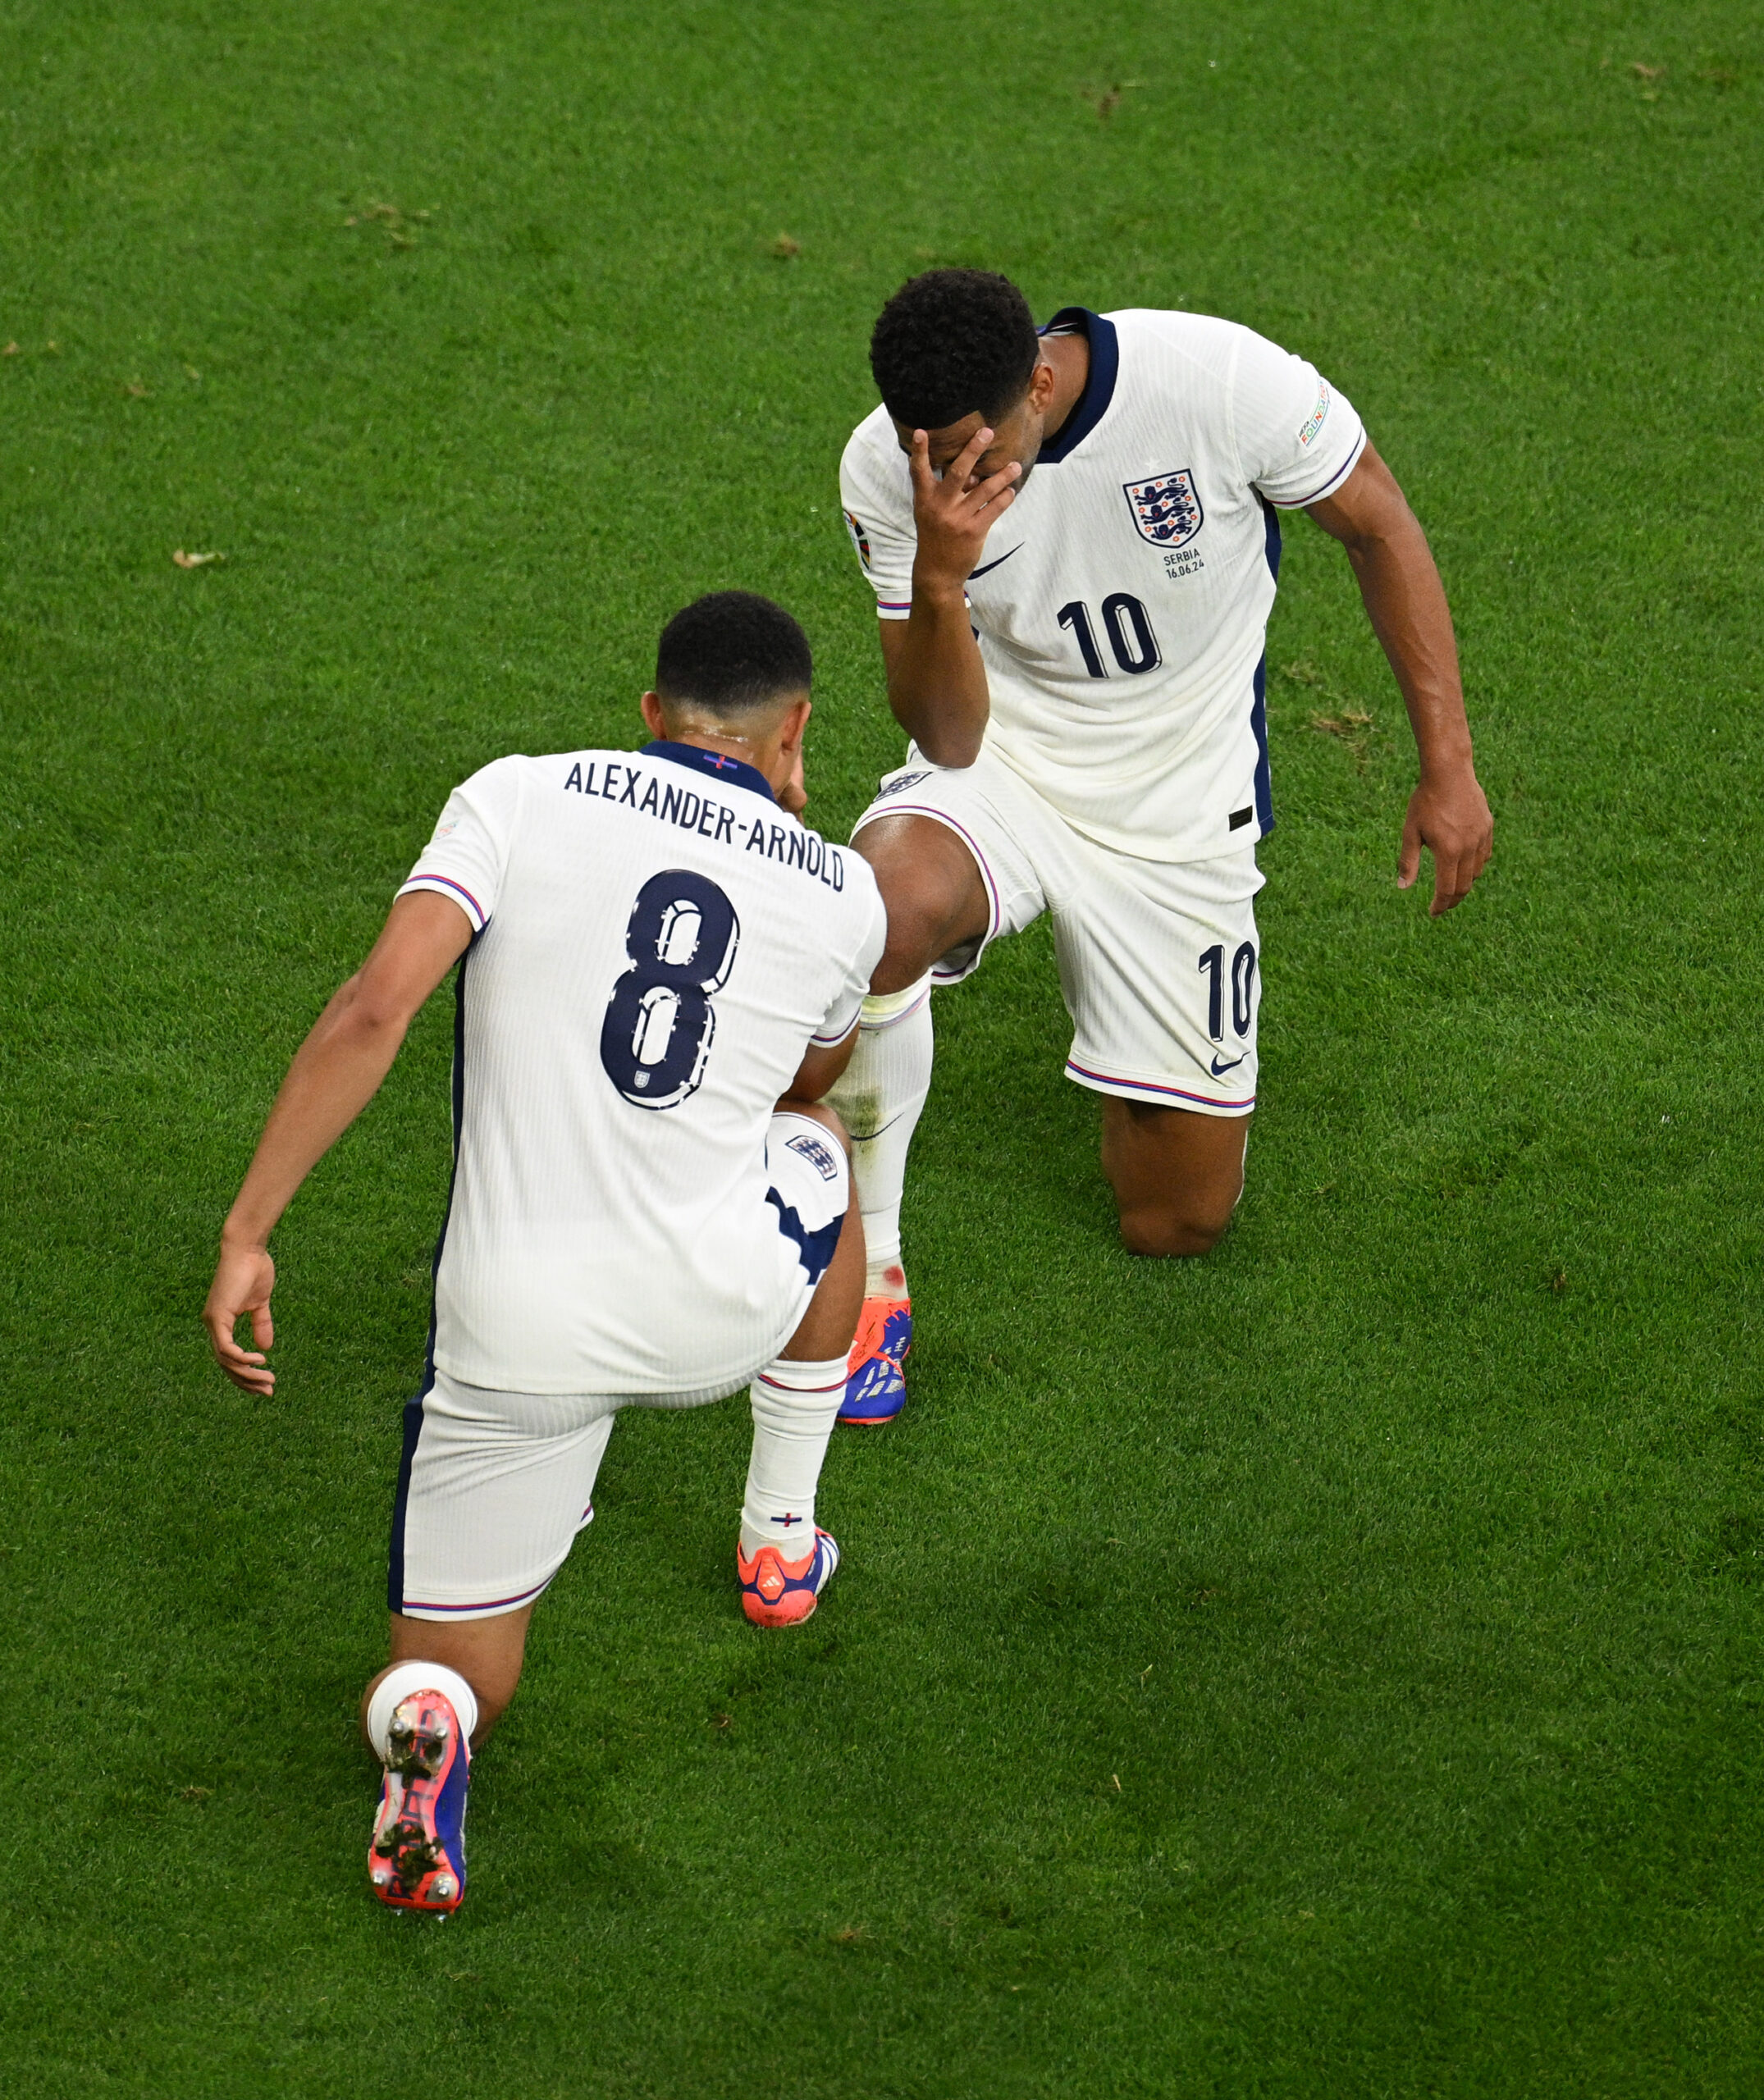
642;740;777;805
1035;308;1120;463
1250;496;1282;838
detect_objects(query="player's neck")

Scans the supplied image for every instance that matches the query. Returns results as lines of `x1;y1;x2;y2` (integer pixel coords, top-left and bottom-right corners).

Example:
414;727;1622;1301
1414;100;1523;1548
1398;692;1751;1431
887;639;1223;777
665;725;784;797
1040;331;1091;440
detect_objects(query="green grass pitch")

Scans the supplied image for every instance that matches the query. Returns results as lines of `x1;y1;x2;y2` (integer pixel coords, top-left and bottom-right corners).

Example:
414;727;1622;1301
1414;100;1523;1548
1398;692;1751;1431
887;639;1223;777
3;2;1762;2091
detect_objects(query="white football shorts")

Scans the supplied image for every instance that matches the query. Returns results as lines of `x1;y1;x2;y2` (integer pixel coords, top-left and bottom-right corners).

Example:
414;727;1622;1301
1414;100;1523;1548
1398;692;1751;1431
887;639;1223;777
389;1112;848;1620
854;750;1264;1116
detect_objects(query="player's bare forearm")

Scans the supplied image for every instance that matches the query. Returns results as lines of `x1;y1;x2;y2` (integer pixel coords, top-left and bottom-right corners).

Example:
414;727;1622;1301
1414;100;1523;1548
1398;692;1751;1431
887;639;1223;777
1307;444;1493;913
875;423;1021;768
878;603;989;766
1350;531;1471;754
204;892;471;1391
222;894;471;1244
221;984;416;1249
203;988;411;1394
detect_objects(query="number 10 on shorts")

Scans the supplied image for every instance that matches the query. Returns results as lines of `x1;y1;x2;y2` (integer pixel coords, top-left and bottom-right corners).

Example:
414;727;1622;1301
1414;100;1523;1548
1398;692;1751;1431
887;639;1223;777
1199;941;1256;1041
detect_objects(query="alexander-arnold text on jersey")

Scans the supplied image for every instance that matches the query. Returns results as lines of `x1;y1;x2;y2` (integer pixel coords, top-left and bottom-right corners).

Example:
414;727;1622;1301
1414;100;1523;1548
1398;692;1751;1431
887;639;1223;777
560;759;848;888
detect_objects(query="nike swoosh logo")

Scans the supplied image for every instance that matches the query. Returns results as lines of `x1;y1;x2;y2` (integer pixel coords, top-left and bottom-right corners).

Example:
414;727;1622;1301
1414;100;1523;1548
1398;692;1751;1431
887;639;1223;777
1210;1052;1247;1077
967;546;1022;580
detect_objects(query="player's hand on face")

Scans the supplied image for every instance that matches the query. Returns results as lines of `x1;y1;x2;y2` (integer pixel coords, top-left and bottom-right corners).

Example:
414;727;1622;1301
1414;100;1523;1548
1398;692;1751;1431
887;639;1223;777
203;1243;278;1395
1399;768;1494;915
778;743;807;818
907;426;1021;596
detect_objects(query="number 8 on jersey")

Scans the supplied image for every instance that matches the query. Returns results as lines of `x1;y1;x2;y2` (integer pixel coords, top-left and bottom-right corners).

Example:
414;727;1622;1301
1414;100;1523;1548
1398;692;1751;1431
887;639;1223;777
599;869;741;1110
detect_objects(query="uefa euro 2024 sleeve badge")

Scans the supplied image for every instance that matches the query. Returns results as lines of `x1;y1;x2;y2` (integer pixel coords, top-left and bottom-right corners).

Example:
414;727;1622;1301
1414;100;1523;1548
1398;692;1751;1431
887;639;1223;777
1122;469;1203;550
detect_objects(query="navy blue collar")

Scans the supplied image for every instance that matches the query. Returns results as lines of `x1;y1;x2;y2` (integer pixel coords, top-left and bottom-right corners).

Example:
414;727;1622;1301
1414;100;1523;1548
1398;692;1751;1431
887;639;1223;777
642;738;776;804
1035;307;1118;463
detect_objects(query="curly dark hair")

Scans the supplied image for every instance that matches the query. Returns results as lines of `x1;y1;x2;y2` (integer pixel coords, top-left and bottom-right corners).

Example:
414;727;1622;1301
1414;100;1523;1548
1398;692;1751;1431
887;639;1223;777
869;269;1040;430
654;591;812;714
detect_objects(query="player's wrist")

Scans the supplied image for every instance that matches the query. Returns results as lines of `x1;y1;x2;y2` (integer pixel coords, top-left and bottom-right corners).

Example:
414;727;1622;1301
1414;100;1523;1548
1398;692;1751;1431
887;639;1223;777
1415;750;1478;792
219;1211;273;1256
907;567;970;609
1412;727;1477;783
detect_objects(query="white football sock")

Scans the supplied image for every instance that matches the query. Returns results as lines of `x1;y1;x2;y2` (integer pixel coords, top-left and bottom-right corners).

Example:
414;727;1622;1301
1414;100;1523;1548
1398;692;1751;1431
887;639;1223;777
827;974;933;1299
365;1659;480;1760
740;1354;848;1558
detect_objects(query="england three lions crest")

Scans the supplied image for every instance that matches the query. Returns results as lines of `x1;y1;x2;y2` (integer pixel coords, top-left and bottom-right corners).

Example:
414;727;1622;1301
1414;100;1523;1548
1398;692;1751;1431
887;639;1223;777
1123;468;1203;550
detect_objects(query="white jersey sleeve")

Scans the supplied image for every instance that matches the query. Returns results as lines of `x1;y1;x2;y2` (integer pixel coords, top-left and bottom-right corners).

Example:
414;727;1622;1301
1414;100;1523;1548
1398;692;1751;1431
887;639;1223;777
813;880;887;1044
839;410;916;620
396;757;526;932
1229;328;1367;510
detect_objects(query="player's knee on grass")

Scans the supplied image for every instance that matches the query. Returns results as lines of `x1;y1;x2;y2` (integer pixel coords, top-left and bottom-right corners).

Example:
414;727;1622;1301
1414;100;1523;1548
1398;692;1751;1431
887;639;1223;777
1114;1188;1237;1259
1102;1100;1246;1260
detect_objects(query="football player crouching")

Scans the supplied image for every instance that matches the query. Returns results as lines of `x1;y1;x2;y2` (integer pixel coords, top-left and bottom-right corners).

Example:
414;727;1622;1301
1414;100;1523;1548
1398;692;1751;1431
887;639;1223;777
203;592;886;1914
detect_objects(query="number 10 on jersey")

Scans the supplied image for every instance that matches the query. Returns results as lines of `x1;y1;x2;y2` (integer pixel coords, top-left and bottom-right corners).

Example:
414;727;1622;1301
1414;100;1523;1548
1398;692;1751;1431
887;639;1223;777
600;869;741;1110
1057;594;1161;678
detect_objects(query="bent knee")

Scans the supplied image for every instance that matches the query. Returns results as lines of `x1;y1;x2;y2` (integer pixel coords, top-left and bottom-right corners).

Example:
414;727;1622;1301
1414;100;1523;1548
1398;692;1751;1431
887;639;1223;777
870;910;947;993
784;1098;852;1153
1116;1196;1236;1260
853;824;986;992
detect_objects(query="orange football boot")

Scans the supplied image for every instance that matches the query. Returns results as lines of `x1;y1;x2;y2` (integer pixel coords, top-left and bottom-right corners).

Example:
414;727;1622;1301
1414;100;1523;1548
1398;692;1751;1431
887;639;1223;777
738;1527;841;1627
368;1688;468;1914
838;1295;912;1425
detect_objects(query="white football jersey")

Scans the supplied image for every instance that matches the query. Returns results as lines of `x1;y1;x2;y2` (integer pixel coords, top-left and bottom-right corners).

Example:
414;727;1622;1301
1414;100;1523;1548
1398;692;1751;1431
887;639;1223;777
397;742;885;1395
839;307;1367;863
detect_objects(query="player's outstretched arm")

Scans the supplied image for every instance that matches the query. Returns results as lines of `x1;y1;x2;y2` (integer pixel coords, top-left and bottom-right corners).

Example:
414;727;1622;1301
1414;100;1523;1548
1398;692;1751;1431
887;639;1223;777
203;891;473;1394
1306;443;1493;915
883;426;1021;767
